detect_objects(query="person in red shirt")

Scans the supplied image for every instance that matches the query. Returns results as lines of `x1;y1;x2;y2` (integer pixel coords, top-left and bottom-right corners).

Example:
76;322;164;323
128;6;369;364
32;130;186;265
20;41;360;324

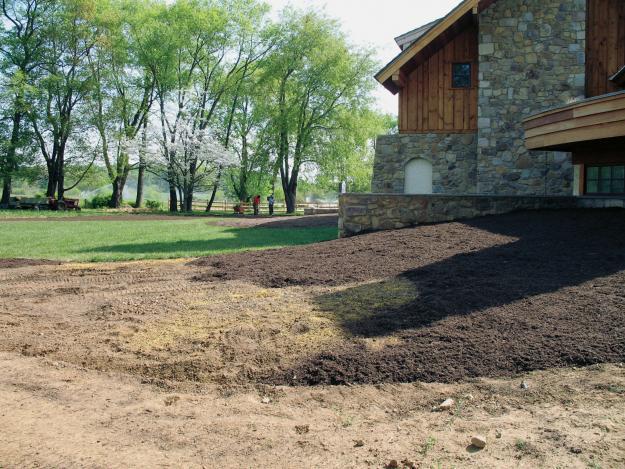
253;195;261;216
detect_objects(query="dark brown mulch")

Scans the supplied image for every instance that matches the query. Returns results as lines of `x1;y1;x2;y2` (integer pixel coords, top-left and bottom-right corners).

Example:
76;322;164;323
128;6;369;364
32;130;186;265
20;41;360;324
191;213;508;287
0;258;62;269
194;209;625;385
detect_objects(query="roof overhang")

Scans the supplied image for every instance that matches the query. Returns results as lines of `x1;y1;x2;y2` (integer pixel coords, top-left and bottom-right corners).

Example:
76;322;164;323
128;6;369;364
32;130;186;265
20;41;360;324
375;0;499;94
523;91;625;151
394;19;441;50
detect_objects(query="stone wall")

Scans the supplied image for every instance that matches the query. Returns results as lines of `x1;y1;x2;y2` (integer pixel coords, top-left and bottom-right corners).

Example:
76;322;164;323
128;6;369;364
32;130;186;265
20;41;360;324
339;193;579;237
372;133;478;194
476;0;586;195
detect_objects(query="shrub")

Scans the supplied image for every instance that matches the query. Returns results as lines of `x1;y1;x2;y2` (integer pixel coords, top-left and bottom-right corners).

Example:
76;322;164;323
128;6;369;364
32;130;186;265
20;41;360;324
145;200;162;210
88;193;112;209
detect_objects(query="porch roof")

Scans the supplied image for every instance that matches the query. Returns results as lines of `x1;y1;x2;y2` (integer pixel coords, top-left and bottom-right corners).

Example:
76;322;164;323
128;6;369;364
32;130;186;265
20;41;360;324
523;91;625;152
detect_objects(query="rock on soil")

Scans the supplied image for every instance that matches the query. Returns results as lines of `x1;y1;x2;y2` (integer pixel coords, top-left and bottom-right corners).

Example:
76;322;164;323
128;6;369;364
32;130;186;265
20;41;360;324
471;435;487;449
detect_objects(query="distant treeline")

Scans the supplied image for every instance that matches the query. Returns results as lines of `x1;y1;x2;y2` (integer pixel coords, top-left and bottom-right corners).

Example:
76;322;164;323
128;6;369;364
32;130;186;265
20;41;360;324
0;0;395;212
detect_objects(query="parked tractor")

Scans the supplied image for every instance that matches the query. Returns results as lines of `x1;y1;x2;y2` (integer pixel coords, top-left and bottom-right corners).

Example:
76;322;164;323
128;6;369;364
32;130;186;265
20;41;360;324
5;196;81;211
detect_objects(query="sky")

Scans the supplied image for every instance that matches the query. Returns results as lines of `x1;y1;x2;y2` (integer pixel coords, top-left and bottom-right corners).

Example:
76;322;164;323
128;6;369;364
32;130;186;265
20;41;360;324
266;0;461;115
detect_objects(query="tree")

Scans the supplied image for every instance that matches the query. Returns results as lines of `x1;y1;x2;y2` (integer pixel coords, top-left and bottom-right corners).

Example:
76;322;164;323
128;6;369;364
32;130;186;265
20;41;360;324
315;110;396;193
150;0;272;212
261;10;377;213
226;90;273;203
145;104;237;207
87;0;155;208
0;0;49;205
27;0;97;199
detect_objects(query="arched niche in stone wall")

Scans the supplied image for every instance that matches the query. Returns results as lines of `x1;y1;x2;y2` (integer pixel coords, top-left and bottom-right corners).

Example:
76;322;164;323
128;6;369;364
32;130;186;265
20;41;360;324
404;158;433;194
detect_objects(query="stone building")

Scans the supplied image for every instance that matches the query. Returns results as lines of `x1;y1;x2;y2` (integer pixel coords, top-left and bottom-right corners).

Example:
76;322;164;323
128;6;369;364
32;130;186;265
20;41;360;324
340;0;625;236
372;0;623;197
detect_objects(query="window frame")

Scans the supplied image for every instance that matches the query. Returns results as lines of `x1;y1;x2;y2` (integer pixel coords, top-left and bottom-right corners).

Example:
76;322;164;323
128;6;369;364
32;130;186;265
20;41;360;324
451;62;472;89
584;164;625;195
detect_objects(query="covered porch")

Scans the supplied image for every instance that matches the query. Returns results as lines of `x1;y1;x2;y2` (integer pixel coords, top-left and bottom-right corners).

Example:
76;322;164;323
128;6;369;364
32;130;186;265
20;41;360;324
523;91;625;197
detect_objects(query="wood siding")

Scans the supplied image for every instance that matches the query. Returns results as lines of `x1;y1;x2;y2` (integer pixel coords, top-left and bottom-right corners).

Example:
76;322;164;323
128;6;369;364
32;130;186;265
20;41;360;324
398;24;478;133
586;0;625;97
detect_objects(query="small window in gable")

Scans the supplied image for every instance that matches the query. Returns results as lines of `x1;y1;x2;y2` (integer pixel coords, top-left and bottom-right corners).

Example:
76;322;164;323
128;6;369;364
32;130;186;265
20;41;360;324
452;63;472;88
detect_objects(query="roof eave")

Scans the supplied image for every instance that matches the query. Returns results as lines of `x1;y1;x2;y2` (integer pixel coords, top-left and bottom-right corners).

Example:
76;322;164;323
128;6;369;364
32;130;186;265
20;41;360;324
375;0;499;90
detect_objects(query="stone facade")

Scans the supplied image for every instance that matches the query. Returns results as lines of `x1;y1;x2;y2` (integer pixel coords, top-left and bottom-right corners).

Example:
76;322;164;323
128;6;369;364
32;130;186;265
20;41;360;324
372;133;478;194
339;193;581;237
372;0;587;197
476;0;586;195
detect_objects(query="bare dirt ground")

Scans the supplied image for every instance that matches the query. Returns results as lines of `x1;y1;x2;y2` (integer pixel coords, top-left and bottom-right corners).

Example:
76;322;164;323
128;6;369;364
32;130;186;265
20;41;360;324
1;209;625;467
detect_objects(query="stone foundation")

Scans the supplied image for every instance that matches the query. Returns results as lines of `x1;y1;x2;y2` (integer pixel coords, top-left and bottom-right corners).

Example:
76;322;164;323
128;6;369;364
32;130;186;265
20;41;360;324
339;193;582;237
372;133;477;194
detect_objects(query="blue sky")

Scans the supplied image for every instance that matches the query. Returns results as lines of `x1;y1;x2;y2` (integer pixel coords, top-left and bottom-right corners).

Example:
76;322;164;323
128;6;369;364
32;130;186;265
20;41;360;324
267;0;461;114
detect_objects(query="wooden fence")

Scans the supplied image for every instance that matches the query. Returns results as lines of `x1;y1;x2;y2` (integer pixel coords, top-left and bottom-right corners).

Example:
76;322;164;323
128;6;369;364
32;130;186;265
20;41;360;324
186;200;338;214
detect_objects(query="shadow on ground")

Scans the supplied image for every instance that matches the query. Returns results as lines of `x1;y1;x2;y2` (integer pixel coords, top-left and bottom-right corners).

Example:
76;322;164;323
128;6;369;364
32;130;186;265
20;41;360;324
78;226;336;259
265;209;625;385
315;210;625;337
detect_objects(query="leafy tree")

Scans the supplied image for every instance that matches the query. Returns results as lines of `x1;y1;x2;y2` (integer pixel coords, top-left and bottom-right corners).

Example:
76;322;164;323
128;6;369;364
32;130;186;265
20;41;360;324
149;0;273;212
0;0;50;205
315;110;396;193
87;0;155;208
1;0;384;209
261;9;377;213
27;0;97;199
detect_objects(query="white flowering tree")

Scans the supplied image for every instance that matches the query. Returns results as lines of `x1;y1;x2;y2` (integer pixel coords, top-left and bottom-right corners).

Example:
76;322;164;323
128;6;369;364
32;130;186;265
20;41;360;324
143;105;237;212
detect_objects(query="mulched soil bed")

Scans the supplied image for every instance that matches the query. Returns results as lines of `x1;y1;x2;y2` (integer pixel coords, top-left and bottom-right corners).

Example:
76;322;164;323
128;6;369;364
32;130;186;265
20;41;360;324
194;209;625;385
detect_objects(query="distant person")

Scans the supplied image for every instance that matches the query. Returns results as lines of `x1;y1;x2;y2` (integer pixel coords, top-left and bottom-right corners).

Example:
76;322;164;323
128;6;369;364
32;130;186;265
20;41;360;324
267;194;275;216
253;194;261;216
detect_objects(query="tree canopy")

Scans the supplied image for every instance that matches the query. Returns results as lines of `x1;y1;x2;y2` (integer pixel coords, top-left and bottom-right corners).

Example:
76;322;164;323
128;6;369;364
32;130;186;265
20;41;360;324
1;0;394;212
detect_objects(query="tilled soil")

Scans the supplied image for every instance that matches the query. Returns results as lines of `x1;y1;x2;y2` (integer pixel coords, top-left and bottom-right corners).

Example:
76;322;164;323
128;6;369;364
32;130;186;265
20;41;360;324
0;258;62;269
1;209;624;389
2;209;625;467
193;209;625;385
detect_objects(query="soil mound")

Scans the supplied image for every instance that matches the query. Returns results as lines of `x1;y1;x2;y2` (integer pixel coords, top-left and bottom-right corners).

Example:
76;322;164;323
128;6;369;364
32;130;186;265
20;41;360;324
195;209;625;385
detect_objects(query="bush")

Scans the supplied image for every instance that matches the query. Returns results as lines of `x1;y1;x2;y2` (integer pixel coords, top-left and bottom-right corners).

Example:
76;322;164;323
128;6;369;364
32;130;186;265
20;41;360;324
145;200;162;210
88;193;112;209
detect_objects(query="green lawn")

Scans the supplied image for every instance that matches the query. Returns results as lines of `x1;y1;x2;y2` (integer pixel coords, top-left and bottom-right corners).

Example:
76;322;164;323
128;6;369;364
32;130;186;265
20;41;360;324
0;217;337;262
0;209;114;218
0;208;299;219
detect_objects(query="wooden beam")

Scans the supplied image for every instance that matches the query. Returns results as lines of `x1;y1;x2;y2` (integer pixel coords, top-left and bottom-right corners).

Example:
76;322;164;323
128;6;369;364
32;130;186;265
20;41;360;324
392;71;406;88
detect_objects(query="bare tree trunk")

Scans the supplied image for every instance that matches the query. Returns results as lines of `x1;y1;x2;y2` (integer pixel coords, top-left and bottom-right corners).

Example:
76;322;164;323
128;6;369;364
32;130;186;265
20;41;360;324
168;185;177;212
135;164;145;208
184;185;193;212
57;152;65;201
46;169;57;198
110;177;123;208
284;187;297;214
1;176;11;207
205;167;222;213
178;187;184;212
